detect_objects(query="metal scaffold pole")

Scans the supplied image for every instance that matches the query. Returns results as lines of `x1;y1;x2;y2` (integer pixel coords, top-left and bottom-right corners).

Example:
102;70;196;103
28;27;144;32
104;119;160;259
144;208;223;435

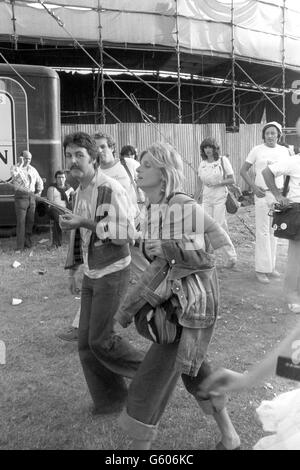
231;0;236;128
282;0;286;135
175;0;182;123
97;1;106;124
10;0;18;50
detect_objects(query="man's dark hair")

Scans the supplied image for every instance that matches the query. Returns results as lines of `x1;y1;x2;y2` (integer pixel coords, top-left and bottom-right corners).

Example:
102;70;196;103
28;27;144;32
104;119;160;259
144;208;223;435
63;132;98;160
54;170;66;179
120;145;138;161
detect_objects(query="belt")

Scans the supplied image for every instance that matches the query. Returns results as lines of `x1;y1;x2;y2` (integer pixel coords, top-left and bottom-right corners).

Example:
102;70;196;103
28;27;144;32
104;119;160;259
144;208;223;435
264;188;283;192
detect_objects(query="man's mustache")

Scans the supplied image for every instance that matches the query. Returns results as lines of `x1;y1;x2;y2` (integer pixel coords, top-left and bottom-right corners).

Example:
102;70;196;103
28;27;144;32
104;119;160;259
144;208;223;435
70;164;81;171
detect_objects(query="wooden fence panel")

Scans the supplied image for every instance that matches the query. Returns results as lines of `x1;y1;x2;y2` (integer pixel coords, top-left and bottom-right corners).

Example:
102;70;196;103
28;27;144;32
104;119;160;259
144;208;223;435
62;123;264;193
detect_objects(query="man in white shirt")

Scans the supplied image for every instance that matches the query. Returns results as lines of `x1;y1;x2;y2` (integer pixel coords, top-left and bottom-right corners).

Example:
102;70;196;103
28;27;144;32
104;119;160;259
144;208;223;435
11;150;44;250
95;132;143;219
262;152;300;313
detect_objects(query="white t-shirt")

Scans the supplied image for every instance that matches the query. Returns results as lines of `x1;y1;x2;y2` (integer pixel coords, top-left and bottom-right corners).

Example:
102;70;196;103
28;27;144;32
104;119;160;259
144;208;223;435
246;144;289;189
102;158;141;216
198;156;234;201
268;154;300;203
11;164;44;194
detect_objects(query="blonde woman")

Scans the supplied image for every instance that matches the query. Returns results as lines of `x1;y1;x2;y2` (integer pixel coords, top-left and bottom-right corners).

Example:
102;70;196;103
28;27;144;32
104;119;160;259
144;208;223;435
118;142;240;450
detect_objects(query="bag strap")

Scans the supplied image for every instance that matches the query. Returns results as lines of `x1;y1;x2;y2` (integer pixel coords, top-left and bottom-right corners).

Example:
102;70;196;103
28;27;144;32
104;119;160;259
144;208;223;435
120;158;140;201
166;191;190;204
220;157;231;196
220;156;226;180
282;175;290;197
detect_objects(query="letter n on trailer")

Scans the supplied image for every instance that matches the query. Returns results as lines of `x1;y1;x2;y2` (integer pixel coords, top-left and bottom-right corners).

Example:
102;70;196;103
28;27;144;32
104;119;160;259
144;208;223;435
0;89;16;181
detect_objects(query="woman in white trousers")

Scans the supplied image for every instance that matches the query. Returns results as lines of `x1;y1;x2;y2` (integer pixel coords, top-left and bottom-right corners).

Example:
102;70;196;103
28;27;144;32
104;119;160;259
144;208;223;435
194;137;237;268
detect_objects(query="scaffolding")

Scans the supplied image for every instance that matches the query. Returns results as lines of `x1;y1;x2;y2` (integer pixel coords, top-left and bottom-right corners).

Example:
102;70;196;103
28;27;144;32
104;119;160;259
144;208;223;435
1;0;299;130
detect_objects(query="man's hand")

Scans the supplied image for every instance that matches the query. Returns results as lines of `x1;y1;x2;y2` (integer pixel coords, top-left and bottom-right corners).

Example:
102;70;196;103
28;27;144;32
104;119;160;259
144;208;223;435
59;213;83;231
17;156;24;167
253;185;266;198
68;271;81;295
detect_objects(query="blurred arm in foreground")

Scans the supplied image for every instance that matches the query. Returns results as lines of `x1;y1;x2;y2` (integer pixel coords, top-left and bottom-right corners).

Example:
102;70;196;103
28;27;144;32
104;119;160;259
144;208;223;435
203;319;300;394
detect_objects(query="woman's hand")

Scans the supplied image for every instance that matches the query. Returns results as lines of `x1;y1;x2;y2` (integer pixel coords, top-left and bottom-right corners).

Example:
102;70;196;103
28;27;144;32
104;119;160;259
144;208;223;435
144;239;164;258
276;195;291;207
59;214;83;231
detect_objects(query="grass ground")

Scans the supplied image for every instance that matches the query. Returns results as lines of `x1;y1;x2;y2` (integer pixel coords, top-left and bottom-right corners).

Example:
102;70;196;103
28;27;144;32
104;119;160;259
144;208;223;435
0;206;299;450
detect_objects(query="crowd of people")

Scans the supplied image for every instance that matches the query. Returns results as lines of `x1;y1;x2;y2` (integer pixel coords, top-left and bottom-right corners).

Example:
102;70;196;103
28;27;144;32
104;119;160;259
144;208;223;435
9;121;300;450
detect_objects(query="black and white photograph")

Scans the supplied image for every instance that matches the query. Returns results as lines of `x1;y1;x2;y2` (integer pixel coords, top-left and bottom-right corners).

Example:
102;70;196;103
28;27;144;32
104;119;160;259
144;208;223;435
0;0;300;452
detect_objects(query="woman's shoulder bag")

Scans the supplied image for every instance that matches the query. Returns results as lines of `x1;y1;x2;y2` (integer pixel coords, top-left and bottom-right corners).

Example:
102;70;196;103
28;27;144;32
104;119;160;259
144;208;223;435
220;157;240;214
271;176;300;240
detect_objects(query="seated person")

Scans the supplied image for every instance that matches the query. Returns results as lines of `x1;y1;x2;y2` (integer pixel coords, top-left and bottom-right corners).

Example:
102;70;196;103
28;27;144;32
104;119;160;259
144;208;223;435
47;170;74;247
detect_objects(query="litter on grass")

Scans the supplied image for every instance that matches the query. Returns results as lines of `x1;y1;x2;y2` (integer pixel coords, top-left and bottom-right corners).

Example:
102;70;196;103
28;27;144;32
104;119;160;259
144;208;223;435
12;261;21;268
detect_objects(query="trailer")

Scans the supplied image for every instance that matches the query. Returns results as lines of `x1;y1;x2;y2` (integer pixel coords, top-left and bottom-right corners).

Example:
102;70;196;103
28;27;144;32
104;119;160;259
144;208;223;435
0;64;61;228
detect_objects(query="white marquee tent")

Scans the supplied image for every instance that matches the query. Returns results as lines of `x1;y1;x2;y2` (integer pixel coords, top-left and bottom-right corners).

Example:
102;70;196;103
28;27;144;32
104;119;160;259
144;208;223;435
1;0;300;70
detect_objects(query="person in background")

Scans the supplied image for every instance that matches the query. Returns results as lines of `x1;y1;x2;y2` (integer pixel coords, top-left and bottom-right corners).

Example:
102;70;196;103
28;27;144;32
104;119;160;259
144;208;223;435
47;170;74;247
96;134;143;218
262;147;300;313
120;145;139;161
119;144;145;207
194;137;237;268
59;131;144;414
11;150;44;251
240;122;290;284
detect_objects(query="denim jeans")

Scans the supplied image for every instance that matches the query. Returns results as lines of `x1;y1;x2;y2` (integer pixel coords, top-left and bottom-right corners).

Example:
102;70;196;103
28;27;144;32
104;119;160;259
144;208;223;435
78;265;144;408
285;239;300;303
48;208;62;246
14;195;36;249
119;334;226;442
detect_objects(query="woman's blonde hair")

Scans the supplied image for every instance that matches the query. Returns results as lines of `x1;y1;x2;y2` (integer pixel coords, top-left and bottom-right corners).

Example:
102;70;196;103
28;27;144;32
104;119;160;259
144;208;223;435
140;142;185;198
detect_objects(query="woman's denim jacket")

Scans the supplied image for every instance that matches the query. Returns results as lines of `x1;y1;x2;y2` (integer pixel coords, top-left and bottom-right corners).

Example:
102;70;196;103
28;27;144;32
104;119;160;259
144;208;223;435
116;194;233;376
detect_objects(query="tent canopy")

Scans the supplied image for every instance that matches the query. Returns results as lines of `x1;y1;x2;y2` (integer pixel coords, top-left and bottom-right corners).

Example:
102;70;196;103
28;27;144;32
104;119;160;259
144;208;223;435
1;0;300;70
1;1;300;126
